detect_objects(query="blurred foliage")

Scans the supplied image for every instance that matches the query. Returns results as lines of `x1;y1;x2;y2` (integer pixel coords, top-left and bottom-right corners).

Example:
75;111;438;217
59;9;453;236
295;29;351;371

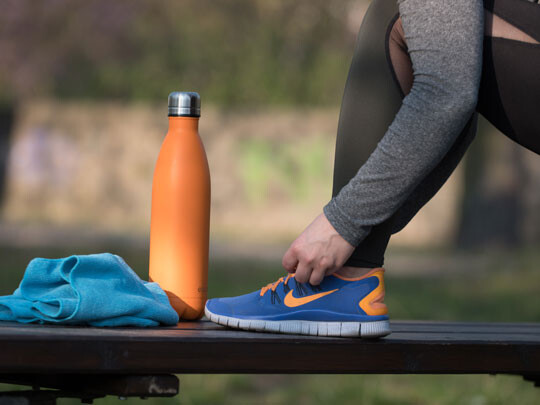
0;0;363;106
236;135;331;205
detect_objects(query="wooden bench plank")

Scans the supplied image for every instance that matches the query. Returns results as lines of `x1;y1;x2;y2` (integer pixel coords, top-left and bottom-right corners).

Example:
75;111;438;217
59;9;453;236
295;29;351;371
2;319;540;335
1;320;539;342
0;320;538;375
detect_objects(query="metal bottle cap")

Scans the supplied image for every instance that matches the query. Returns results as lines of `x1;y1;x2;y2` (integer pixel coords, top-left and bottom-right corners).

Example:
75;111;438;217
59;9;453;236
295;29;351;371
168;91;201;117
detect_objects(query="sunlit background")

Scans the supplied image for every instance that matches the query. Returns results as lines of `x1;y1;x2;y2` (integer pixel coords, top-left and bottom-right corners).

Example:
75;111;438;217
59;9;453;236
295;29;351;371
0;1;539;404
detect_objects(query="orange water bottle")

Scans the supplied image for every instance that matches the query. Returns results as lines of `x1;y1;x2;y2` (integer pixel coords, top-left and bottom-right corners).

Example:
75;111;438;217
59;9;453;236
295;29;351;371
149;91;210;320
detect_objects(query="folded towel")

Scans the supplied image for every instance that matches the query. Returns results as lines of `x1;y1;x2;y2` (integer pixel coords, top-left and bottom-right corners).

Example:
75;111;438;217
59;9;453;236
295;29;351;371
0;253;179;327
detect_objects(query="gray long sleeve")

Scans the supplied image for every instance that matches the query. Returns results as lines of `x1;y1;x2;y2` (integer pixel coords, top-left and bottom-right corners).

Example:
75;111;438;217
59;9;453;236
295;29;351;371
323;0;484;246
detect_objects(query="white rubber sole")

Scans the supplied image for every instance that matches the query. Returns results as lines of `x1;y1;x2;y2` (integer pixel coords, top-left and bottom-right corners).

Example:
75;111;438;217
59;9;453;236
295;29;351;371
204;307;391;338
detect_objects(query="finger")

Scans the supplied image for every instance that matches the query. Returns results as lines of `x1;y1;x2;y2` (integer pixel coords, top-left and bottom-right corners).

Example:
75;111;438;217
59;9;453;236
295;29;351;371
309;268;326;286
282;247;299;273
294;261;312;284
324;265;338;277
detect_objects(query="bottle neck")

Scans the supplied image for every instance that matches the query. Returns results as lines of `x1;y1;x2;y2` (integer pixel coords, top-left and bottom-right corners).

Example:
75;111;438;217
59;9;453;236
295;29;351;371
168;116;199;132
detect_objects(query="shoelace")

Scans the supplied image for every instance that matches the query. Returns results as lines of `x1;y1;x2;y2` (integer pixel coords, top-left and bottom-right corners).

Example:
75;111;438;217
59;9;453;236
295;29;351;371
259;274;323;298
260;274;294;297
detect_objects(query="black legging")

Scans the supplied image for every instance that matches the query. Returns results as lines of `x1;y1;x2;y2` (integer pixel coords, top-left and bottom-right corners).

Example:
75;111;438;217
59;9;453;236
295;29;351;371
332;0;540;268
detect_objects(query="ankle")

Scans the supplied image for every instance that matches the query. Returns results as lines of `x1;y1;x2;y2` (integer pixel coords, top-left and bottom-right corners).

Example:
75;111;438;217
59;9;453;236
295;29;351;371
335;266;378;279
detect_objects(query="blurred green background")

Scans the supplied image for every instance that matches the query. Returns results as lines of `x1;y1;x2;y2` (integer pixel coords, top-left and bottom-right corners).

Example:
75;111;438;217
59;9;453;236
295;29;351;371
0;0;539;404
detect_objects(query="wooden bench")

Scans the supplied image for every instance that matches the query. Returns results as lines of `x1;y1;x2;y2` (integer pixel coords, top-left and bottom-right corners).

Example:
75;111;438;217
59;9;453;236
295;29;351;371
0;320;538;403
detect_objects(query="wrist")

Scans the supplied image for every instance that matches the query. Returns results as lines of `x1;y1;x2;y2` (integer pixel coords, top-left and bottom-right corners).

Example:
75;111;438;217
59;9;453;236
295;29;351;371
323;200;370;247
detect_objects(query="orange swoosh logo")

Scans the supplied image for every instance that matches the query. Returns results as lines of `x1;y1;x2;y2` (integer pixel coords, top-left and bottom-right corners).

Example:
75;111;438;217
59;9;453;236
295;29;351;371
283;289;339;308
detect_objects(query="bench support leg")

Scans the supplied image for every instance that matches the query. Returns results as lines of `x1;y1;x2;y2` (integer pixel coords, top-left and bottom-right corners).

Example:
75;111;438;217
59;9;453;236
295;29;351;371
522;374;540;388
0;374;180;404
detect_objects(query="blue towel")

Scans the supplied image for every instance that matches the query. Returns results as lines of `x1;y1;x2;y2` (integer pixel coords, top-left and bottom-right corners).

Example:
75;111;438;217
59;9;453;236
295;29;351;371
0;253;179;327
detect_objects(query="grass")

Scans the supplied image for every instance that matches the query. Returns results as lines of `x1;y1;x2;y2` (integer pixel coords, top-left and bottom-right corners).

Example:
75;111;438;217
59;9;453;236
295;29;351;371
0;245;539;404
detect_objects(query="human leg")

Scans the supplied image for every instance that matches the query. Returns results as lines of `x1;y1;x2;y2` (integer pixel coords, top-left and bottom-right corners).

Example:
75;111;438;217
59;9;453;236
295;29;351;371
329;0;402;270
478;0;540;154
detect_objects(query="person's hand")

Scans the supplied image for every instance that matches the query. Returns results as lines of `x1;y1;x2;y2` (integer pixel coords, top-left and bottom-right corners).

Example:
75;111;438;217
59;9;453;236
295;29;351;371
282;212;355;285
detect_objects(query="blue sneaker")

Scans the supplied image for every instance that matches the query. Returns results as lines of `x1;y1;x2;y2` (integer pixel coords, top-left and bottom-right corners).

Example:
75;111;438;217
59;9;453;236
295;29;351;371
205;268;390;338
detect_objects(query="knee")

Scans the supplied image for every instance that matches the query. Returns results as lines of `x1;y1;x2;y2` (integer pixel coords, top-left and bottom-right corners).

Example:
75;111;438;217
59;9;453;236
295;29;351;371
361;0;399;31
368;0;398;14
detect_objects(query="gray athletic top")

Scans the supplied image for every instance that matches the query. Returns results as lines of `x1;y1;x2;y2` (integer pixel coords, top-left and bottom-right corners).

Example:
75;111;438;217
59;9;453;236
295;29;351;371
323;0;485;246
